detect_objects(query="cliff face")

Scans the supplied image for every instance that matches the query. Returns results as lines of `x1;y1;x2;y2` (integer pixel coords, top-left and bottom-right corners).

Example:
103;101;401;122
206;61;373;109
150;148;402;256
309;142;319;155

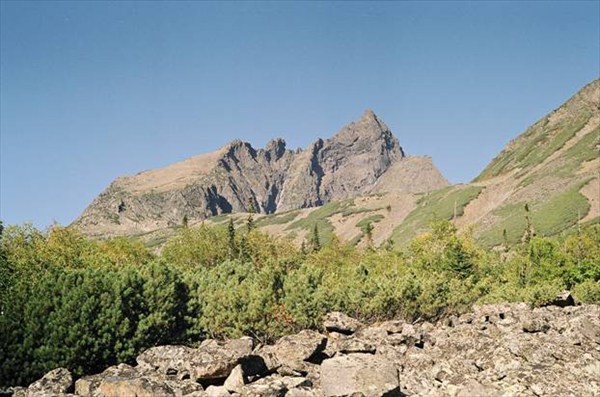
276;110;407;211
73;110;448;237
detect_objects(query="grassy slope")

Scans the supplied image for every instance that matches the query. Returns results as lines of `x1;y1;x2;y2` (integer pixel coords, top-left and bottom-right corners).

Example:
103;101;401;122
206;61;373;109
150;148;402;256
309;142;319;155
390;185;484;246
472;80;598;247
477;180;592;247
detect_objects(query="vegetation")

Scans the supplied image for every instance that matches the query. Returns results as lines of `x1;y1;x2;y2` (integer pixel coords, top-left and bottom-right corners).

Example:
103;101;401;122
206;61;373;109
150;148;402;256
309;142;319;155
556;125;600;176
356;214;384;232
476;112;592;181
1;218;599;388
255;210;301;226
390;185;483;245
478;181;591;247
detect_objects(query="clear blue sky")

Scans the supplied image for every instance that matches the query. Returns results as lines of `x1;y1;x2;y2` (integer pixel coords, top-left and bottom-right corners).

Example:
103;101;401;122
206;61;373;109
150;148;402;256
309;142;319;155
1;1;599;228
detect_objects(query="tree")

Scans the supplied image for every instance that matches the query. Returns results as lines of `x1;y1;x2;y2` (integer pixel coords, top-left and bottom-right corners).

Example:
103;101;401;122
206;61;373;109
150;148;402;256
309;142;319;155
309;224;321;252
246;197;257;214
522;203;536;243
161;225;229;268
246;214;255;232
0;221;10;310
227;218;237;259
364;222;374;247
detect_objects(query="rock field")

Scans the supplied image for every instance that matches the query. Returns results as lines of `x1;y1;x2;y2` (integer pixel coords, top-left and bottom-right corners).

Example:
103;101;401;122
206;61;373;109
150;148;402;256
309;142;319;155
11;298;600;397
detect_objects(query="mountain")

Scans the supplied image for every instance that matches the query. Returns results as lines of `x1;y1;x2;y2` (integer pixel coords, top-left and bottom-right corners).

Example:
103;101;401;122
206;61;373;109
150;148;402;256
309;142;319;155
464;78;600;246
74;80;599;248
74;110;449;238
208;79;599;249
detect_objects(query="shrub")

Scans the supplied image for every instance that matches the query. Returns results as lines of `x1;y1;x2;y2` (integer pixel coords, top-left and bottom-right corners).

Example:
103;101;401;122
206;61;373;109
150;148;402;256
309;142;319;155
0;263;189;387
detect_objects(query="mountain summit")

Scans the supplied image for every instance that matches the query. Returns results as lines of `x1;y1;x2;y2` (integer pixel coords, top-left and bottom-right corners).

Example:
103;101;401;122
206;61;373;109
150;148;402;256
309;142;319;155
74;111;448;237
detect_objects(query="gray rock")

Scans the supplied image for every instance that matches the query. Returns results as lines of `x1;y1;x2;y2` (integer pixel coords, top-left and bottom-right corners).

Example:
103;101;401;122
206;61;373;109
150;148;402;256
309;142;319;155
205;385;231;397
9;387;27;397
239;375;287;397
455;380;500;397
323;312;363;335
98;376;176;397
326;335;376;355
138;338;253;382
224;365;246;393
27;368;73;396
378;320;405;334
522;318;550;333
285;389;320;397
137;345;197;379
272;330;327;373
545;290;576;307
18;304;600;397
76;363;203;397
320;353;400;397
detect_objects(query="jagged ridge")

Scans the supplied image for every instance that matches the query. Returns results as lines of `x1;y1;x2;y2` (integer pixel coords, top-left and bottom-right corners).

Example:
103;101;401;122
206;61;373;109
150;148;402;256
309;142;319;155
74;110;448;237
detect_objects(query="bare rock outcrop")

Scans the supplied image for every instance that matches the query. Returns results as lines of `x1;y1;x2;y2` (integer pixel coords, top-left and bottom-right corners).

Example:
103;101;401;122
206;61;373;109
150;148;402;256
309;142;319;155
73;110;448;238
17;301;600;397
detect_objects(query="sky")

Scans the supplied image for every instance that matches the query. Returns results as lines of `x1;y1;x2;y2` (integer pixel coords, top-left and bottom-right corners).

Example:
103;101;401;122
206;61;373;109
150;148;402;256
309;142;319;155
1;1;599;228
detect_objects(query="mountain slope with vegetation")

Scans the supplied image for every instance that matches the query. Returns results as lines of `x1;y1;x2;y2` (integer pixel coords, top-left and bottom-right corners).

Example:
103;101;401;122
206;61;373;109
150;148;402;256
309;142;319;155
467;78;599;246
203;79;600;249
73;80;599;251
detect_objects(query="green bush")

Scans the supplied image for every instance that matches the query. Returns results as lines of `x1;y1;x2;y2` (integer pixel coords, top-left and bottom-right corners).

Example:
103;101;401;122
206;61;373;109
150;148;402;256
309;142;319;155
188;259;289;341
1;220;600;388
573;280;600;304
0;262;189;386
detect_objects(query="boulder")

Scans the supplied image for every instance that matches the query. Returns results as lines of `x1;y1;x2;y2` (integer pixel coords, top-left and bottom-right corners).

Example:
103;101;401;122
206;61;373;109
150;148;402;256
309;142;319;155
205;385;231;397
137;338;253;383
223;364;245;393
238;375;311;397
98;376;177;397
545;290;576;307
240;379;287;397
27;368;73;396
320;353;400;397
455;380;501;397
137;345;197;379
322;312;363;335
76;363;203;397
378;320;405;334
15;303;600;397
326;336;375;355
285;389;320;397
522;318;550;333
75;364;139;397
270;330;327;374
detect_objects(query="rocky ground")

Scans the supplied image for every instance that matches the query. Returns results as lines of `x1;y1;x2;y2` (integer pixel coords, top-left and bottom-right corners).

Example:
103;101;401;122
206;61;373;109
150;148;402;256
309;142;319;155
10;295;600;397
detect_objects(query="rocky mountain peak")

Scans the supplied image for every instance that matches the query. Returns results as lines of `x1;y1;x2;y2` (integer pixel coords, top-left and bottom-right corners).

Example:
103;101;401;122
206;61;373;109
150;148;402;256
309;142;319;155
264;138;287;161
74;110;447;237
222;139;254;156
359;108;388;130
327;109;404;159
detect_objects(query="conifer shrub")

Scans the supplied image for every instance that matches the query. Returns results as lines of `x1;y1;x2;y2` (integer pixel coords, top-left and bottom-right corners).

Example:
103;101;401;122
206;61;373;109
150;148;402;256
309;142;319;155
1;220;600;387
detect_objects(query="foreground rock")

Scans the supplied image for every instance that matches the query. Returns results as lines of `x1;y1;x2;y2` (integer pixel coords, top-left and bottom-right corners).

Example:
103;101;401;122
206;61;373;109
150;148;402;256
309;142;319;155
137;337;254;382
322;312;363;335
321;354;399;397
18;303;600;397
13;368;75;397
